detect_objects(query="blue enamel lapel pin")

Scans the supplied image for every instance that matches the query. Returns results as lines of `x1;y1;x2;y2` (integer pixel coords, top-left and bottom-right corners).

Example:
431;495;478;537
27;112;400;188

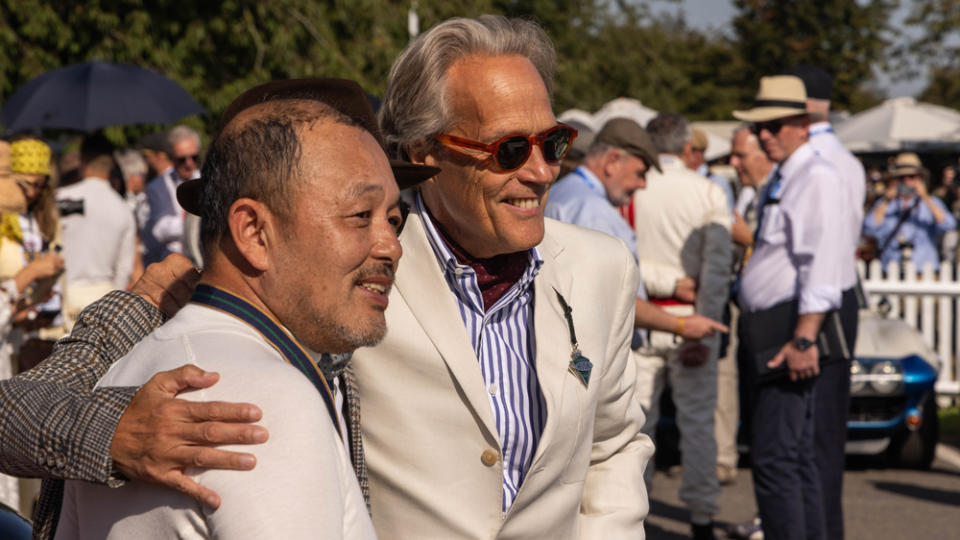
554;288;592;388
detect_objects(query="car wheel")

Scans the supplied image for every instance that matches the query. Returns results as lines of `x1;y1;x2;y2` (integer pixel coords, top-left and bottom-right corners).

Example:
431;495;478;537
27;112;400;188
893;393;939;470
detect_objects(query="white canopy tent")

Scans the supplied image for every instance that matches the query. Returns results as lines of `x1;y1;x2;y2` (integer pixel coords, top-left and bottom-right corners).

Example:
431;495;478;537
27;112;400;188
560;98;731;161
836;97;960;153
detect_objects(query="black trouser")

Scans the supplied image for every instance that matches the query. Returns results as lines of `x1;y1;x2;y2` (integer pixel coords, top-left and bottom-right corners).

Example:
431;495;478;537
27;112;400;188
739;300;836;540
752;376;824;540
813;287;858;540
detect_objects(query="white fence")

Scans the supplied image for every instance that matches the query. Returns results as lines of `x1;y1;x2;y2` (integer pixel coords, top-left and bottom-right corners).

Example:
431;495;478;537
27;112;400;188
859;260;960;397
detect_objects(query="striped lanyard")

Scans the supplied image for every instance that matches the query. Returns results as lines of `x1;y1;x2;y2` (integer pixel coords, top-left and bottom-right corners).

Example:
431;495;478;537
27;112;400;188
189;284;341;439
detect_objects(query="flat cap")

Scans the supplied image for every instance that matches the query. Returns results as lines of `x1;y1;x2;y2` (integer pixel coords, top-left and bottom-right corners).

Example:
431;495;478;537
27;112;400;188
595;118;661;173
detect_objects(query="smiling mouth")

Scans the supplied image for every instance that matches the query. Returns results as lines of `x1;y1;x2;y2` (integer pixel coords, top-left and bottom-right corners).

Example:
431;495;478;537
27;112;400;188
505;198;540;209
359;282;388;294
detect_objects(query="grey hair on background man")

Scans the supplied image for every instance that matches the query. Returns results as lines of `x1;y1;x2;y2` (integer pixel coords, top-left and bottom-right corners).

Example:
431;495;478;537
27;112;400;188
114;148;148;180
646;112;691;156
167;124;202;152
379;15;557;160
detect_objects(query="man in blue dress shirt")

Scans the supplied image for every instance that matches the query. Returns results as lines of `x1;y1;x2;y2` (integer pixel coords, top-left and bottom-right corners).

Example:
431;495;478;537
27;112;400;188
864;152;956;272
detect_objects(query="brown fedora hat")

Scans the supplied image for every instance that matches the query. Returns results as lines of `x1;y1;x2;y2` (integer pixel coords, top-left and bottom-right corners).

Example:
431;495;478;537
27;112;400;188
733;75;809;123
884;152;929;181
177;78;440;215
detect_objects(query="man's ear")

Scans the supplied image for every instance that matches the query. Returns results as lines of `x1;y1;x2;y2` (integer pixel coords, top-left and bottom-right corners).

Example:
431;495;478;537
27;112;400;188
601;149;622;178
227;198;274;272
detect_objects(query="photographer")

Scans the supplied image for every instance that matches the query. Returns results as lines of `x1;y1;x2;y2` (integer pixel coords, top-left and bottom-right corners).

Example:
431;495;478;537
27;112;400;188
864;153;957;271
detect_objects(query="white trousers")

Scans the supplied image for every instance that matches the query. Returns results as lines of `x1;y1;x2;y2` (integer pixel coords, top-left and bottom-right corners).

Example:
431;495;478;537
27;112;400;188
634;305;720;521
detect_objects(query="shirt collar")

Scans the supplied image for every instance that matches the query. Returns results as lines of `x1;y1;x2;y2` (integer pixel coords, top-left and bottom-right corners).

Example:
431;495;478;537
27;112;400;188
415;191;543;288
778;142;816;182
572;165;608;199
809;121;833;137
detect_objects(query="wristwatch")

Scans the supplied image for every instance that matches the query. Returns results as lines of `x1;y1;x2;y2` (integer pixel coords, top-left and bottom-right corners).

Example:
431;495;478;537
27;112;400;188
792;336;815;351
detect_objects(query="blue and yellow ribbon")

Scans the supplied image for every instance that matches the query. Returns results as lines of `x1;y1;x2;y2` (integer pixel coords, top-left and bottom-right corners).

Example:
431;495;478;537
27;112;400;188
190;284;341;439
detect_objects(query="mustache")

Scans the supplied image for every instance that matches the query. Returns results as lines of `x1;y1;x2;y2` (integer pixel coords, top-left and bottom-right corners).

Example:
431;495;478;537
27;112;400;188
354;263;396;284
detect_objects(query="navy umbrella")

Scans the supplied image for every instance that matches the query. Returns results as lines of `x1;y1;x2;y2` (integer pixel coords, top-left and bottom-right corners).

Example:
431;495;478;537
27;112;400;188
0;60;205;133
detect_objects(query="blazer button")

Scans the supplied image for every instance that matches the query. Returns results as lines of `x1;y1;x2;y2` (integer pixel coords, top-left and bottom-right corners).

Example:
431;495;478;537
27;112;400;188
481;449;499;467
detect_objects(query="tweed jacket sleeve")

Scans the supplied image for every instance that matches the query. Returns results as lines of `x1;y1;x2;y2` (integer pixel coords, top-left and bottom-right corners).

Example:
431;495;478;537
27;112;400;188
0;290;164;483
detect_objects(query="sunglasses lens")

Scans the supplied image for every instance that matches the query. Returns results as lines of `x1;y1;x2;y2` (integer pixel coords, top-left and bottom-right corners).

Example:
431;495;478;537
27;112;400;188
496;136;532;170
543;127;573;162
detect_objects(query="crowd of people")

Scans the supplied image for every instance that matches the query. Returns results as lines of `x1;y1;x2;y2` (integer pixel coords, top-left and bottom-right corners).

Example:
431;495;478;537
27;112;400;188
0;13;951;540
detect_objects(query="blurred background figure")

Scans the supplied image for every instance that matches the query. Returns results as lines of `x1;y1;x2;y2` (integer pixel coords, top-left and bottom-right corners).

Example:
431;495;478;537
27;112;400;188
685;127;735;214
57;134;136;321
863;153;957;272
1;138;65;363
114;148;150;283
634;111;732;539
142;125;201;266
136;130;172;182
558;119;594;178
114;148;150;229
0;140;65;512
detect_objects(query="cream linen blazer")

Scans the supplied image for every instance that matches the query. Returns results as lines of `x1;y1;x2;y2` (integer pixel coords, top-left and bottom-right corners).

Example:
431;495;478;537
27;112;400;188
352;203;654;540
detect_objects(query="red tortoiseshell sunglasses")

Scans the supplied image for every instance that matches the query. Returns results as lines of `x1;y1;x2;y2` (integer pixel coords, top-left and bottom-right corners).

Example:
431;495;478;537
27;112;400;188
435;123;578;172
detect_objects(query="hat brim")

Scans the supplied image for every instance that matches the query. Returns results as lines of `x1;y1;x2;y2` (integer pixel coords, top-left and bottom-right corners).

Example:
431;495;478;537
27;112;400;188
176;161;440;216
883;166;929;181
732;107;808;123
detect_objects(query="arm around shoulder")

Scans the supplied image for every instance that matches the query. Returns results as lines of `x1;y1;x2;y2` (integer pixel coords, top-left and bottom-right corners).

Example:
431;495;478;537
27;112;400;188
0;290;164;482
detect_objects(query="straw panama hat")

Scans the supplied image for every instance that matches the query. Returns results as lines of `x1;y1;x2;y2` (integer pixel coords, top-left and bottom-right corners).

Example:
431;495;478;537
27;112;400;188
885;152;928;181
733;75;809;123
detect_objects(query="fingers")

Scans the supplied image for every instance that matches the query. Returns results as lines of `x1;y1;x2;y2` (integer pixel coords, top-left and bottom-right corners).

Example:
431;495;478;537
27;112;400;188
179;420;268;446
147;365;220;396
132;254;202;316
183;400;264;424
711;320;730;334
169;445;259;471
162;470;222;509
766;350;785;369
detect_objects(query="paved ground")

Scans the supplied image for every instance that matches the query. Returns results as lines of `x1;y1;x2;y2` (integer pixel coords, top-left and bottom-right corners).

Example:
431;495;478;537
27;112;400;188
646;445;960;539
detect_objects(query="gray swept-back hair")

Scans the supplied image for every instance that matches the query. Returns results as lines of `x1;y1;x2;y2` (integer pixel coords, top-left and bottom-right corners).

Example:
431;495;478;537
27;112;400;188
379;15;556;159
646;112;691;155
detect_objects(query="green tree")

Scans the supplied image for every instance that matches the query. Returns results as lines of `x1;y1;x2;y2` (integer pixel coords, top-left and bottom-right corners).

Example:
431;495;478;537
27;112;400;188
731;0;896;112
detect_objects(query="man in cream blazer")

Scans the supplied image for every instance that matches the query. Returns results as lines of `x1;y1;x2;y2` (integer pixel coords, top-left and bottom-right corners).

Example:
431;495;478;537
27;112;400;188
353;199;651;539
354;15;653;540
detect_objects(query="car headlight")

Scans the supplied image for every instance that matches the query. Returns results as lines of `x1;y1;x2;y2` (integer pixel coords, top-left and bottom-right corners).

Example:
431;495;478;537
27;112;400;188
869;360;903;394
850;360;866;394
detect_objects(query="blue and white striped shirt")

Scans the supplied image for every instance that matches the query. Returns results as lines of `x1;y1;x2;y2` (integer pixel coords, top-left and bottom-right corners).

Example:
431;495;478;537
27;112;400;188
416;193;547;513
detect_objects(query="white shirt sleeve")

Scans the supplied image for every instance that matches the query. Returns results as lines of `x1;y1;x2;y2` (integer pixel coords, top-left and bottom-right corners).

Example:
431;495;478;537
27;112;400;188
786;167;844;314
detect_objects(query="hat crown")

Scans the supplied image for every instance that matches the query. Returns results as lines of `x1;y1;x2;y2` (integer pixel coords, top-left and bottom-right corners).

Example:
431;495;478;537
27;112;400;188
893;152;922;169
10;139;51;175
755;75;807;103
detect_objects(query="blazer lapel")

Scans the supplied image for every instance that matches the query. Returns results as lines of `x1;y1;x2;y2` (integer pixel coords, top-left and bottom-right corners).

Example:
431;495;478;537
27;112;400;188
394;207;500;440
530;231;576;465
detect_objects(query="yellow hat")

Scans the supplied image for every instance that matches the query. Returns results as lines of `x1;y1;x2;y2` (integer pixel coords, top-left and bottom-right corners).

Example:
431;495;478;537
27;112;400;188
10;139;52;176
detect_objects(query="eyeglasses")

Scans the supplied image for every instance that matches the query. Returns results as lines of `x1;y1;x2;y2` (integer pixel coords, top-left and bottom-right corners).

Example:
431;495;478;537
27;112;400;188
750;121;787;136
174;154;200;166
435;124;578;172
